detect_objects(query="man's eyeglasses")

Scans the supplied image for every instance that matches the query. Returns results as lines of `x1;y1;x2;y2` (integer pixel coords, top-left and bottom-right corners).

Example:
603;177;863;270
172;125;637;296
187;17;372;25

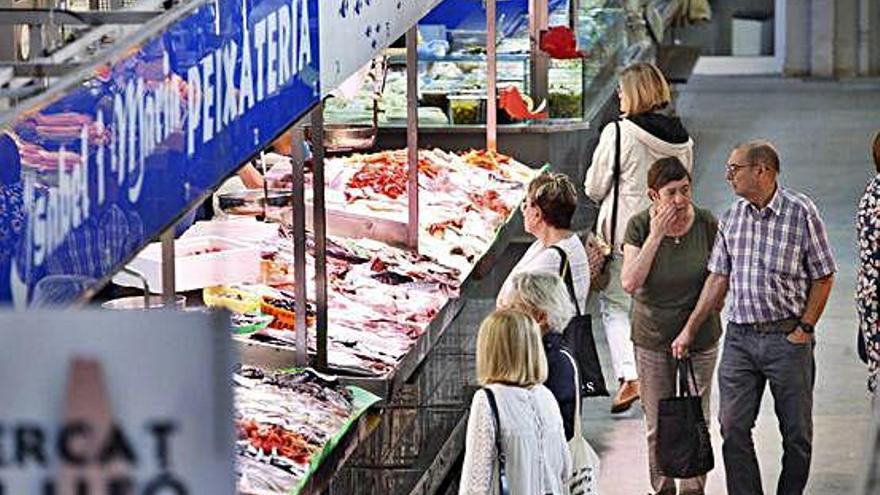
725;162;757;174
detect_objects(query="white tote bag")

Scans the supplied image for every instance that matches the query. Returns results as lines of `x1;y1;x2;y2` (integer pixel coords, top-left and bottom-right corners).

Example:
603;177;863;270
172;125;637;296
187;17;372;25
562;350;601;494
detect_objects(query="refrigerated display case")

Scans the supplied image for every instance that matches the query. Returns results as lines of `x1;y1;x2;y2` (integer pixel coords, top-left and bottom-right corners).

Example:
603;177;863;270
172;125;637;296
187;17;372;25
323;0;626;125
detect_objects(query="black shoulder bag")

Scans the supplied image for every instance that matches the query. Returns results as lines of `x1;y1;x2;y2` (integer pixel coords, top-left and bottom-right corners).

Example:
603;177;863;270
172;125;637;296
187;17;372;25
657;358;714;478
483;388;511;495
550;245;609;397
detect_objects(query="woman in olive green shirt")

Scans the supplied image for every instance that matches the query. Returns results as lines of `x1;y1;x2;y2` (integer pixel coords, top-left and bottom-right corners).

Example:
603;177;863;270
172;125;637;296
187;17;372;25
620;157;722;495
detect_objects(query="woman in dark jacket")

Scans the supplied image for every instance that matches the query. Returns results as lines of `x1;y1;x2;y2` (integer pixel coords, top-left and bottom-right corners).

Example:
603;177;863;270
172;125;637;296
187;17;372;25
499;270;578;439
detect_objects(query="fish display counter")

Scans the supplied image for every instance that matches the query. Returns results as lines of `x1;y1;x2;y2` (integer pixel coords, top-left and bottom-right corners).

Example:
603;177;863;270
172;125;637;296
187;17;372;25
153;145;539;494
184;147;537;399
235;367;382;495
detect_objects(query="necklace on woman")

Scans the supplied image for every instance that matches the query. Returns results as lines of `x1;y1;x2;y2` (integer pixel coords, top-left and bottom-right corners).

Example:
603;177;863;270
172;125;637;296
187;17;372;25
668;209;694;245
668;228;685;245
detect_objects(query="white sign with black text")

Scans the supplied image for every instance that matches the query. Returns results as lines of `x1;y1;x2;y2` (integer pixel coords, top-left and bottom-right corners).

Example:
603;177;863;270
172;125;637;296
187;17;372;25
0;310;235;494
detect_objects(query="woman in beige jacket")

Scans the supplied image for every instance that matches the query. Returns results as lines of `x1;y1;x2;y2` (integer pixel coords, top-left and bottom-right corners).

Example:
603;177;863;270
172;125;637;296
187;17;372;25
583;62;694;413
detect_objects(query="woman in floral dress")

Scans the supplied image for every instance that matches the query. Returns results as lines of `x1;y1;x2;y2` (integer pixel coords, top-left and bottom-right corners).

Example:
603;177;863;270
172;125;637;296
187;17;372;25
858;131;880;393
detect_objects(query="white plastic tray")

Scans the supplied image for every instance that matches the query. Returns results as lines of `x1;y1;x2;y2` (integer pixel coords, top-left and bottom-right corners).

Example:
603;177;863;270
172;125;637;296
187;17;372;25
112;236;261;293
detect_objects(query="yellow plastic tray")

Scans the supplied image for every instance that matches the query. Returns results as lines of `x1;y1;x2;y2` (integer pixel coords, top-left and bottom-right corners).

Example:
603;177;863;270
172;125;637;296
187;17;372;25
203;286;262;314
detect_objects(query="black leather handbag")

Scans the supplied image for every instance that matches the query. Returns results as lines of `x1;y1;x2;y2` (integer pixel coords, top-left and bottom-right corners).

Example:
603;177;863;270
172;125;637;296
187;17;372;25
657;358;714;478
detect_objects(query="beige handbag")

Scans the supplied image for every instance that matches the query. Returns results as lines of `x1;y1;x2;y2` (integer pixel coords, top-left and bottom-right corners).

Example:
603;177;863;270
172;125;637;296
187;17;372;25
673;0;712;25
583;231;612;292
562;350;601;494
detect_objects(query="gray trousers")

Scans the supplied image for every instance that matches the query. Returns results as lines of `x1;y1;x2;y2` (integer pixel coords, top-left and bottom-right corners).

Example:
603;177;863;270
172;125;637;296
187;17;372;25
635;344;718;495
718;322;815;495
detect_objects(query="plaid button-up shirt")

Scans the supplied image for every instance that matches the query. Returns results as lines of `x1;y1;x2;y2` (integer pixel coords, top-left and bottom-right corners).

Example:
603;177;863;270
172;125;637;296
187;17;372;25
708;186;837;324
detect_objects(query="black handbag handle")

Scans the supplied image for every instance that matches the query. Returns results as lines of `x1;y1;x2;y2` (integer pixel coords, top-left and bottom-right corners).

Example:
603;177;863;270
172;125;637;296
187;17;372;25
609;120;621;250
550;245;582;317
676;358;699;398
483;388;511;495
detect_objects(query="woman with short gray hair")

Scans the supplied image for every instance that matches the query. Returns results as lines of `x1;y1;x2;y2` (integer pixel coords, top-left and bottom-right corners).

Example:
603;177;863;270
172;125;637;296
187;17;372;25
499;271;579;440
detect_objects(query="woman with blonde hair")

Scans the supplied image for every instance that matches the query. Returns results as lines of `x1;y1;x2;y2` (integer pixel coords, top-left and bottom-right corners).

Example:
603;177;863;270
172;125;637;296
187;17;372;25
584;62;695;413
499;271;578;440
459;309;572;495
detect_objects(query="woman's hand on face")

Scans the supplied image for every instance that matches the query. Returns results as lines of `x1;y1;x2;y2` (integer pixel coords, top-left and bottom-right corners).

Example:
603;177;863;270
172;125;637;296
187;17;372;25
649;201;677;238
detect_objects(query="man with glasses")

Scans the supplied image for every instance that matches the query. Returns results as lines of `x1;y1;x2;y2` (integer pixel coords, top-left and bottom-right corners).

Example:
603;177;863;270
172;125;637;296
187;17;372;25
670;139;836;495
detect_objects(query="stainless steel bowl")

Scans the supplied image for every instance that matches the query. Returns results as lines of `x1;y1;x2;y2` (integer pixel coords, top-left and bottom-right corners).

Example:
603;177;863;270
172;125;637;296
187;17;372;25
304;124;377;153
217;189;293;216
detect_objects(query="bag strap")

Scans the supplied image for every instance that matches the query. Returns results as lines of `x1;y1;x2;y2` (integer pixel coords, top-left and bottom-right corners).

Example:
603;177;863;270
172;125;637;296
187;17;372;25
483;388;510;495
549;245;582;317
607;120;622;250
676;358;699;398
561;349;582;438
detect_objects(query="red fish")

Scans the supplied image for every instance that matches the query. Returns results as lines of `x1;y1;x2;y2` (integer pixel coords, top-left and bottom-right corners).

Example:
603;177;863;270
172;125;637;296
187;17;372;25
499;86;548;120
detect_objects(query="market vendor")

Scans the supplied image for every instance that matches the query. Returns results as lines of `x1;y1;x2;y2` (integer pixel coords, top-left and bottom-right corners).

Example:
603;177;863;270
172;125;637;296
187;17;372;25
207;138;296;223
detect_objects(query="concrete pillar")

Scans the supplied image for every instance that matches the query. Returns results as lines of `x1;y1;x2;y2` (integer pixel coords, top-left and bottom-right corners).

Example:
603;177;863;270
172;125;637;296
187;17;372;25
810;0;835;77
835;0;859;76
869;0;880;75
784;0;811;76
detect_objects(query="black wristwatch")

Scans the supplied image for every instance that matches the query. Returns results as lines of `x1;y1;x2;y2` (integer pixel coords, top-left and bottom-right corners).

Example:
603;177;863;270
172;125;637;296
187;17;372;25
798;321;815;334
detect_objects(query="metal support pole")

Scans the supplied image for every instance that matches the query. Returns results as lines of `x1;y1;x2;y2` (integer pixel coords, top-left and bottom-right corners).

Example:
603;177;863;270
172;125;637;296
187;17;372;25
405;26;419;252
0;61;82;78
486;0;497;152
160;228;175;305
289;125;309;367
311;103;328;370
0;9;162;25
529;0;549;103
571;0;583;121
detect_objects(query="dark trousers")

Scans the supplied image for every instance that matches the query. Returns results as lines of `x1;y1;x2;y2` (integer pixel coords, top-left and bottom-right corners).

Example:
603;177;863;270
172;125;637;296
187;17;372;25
862;394;880;495
718;322;815;495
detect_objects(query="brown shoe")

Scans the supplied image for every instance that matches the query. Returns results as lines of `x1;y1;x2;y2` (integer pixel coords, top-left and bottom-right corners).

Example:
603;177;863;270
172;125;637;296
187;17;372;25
610;379;640;413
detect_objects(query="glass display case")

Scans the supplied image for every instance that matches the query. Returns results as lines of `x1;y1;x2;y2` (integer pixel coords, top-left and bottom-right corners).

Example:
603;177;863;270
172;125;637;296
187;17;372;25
323;0;625;127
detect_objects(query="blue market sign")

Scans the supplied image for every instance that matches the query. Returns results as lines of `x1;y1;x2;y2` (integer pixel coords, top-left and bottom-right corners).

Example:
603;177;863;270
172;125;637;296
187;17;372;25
0;0;320;307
